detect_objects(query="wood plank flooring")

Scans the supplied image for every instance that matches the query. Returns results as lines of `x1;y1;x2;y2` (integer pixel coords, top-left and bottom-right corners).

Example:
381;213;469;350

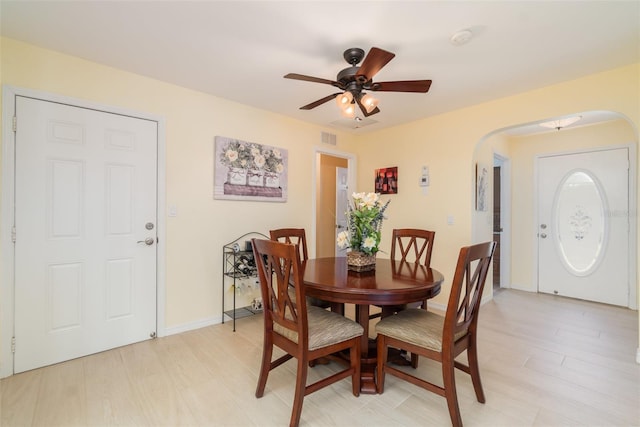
2;289;639;426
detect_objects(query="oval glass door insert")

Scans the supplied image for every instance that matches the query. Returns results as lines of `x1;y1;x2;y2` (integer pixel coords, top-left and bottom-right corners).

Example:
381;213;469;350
553;170;607;276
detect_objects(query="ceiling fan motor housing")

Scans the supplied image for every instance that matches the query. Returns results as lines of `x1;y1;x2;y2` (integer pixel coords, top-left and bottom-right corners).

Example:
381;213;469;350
337;67;365;87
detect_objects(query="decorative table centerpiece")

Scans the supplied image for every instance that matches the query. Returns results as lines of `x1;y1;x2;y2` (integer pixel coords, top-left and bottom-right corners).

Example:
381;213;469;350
337;192;390;272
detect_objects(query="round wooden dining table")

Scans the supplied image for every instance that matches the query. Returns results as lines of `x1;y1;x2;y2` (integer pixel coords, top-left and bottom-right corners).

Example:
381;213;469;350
302;256;444;394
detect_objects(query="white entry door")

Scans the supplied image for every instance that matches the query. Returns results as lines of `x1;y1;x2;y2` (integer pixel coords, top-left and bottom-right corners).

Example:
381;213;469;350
14;96;158;373
335;167;349;256
537;148;629;306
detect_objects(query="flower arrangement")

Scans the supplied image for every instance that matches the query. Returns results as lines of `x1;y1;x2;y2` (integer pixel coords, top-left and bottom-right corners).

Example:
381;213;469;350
337;192;390;256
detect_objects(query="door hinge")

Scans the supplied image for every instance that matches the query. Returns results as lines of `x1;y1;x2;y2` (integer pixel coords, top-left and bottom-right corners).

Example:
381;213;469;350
11;226;16;243
11;337;16;353
12;116;17;132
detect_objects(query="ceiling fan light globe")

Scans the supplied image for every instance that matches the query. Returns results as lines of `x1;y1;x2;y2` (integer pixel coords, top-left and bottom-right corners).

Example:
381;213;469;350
341;103;356;118
335;92;353;107
361;94;379;113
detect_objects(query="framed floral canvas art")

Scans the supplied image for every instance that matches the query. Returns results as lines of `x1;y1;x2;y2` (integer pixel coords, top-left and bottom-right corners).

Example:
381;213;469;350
214;136;288;202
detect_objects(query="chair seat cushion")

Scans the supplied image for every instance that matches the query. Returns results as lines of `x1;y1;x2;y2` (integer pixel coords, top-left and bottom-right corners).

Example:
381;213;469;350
375;309;466;352
275;306;364;351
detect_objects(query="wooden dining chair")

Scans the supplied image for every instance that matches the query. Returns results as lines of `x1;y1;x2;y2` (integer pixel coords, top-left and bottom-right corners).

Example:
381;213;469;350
372;228;436;315
269;228;334;310
390;228;436;310
269;228;309;262
252;238;363;427
390;228;436;270
375;241;496;427
371;228;436;367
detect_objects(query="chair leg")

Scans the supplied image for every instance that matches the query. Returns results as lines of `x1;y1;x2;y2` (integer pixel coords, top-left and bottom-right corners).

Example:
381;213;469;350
376;336;388;394
290;356;308;427
410;352;419;368
442;356;463;427
409;300;427;369
255;334;273;398
467;334;486;403
350;338;361;397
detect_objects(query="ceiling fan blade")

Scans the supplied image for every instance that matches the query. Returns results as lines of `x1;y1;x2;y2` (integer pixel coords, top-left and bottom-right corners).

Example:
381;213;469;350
356;95;380;117
284;73;341;88
372;80;432;93
356;47;395;81
300;93;342;110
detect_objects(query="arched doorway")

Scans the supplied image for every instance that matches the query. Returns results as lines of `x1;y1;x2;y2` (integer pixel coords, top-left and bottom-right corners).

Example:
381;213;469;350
473;110;637;310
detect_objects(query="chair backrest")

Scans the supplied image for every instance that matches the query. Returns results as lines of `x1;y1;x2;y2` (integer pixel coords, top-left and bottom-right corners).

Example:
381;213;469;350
252;238;308;346
443;241;496;347
390;228;436;267
269;228;309;262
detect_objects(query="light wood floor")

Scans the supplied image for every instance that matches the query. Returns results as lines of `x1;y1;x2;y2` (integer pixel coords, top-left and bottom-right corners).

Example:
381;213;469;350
2;289;639;426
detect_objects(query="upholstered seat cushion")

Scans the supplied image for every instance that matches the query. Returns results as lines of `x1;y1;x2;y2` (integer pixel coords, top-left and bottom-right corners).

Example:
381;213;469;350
375;309;467;352
275;306;363;351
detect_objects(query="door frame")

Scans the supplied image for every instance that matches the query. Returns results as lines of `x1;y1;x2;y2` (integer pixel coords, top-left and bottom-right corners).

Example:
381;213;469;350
533;144;637;309
311;146;357;259
493;152;512;290
335;166;349;256
1;85;167;378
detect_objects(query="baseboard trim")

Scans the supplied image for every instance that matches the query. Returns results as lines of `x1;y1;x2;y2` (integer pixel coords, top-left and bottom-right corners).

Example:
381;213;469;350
163;316;223;336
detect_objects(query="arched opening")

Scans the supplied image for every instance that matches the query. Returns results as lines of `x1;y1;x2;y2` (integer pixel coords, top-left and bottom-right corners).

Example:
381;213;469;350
472;110;638;310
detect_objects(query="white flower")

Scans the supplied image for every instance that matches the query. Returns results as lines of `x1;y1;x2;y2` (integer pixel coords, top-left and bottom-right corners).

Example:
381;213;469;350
362;236;377;250
336;231;350;249
275;163;284;173
361;192;379;209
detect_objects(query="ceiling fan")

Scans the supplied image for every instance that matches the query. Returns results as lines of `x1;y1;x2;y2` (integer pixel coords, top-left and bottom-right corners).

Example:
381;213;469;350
284;47;432;118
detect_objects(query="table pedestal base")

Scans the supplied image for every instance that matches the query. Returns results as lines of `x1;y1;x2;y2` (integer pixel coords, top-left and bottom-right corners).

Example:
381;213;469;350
360;345;378;394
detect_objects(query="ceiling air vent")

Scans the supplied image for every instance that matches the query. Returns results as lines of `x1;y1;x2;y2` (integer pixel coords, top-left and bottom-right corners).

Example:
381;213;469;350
321;132;337;145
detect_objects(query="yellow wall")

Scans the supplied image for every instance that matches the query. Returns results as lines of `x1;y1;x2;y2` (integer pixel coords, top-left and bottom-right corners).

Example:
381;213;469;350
1;37;639;366
348;65;639;309
0;37;358;330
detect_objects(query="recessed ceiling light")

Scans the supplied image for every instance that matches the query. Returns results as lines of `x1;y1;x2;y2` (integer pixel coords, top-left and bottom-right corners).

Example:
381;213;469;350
450;29;473;46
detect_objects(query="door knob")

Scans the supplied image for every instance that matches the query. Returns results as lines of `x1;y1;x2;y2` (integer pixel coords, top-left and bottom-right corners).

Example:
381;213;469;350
540;233;547;239
137;237;155;245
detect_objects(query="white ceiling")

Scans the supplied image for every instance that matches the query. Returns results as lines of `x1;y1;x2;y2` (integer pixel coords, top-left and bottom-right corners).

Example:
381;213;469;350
1;1;638;134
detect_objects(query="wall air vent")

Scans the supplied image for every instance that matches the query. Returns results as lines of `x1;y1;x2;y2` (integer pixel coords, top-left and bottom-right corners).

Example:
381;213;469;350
321;131;337;145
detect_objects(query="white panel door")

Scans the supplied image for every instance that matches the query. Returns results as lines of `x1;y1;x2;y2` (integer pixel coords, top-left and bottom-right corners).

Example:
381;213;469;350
335;167;349;256
537;148;629;306
14;96;158;373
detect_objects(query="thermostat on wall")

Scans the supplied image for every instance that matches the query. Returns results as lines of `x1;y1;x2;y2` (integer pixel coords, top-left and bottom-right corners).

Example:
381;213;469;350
420;166;430;187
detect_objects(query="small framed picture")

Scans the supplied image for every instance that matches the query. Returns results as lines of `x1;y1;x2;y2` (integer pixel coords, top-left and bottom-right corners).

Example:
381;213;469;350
374;166;398;194
476;163;489;211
